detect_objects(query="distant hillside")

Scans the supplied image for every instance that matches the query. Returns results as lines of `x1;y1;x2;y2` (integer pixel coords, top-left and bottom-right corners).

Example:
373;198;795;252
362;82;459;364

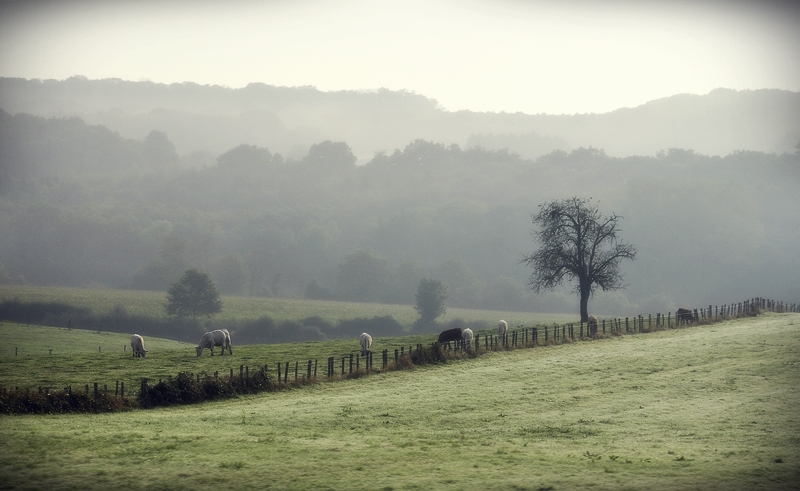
1;77;798;160
1;105;798;314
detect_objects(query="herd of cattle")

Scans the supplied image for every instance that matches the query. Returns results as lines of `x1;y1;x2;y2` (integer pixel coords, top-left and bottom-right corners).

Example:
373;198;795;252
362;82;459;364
128;322;503;360
130;310;699;359
129;329;233;358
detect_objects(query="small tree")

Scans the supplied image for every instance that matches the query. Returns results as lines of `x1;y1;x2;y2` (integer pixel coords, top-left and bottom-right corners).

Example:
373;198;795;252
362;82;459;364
414;278;448;328
522;197;636;322
166;269;222;318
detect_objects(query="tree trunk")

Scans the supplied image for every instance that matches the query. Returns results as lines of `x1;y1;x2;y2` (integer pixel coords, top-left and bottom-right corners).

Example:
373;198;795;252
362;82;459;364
579;285;590;323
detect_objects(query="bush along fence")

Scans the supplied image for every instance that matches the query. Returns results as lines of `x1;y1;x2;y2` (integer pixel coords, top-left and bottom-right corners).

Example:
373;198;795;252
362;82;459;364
1;297;796;414
0;383;136;415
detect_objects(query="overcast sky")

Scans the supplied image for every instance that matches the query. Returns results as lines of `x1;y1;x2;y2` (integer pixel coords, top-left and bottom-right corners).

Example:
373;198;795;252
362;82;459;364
1;0;798;115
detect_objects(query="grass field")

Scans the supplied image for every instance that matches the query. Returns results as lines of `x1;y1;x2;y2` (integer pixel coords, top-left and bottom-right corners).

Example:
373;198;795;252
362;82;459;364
0;322;465;392
1;312;798;490
0;285;578;331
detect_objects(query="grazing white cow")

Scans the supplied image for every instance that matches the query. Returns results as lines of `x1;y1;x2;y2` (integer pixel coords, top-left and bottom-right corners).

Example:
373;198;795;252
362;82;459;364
359;332;372;357
196;329;233;356
131;334;148;358
498;320;508;337
461;328;474;348
220;329;233;355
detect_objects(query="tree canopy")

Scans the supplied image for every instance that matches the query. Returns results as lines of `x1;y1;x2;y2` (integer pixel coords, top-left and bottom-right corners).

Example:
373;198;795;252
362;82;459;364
166;269;222;318
1;108;797;314
414;278;448;328
522;197;636;322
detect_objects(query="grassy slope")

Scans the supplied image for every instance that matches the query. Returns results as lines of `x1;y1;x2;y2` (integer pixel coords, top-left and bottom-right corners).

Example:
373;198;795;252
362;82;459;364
1;313;798;490
0;324;187;357
0;285;578;330
0;322;463;390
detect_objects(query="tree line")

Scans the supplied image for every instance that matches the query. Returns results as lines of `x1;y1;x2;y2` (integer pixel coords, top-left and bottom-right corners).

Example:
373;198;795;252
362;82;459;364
1;109;798;315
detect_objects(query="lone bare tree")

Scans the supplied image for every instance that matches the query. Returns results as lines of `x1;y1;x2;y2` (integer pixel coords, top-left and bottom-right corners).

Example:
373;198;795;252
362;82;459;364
522;197;636;322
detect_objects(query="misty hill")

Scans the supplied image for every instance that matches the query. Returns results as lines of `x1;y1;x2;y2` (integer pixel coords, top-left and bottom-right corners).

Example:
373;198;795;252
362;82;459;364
1;77;798;161
1;108;798;318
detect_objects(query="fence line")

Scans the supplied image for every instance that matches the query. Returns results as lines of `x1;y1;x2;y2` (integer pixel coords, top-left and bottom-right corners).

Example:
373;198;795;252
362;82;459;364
128;291;800;394
1;296;797;413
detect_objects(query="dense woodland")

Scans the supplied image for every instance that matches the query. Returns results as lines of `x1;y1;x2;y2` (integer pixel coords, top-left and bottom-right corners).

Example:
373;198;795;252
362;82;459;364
1;103;798;316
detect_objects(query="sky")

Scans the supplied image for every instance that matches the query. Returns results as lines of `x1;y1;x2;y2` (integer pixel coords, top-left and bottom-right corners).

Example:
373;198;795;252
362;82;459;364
0;0;798;115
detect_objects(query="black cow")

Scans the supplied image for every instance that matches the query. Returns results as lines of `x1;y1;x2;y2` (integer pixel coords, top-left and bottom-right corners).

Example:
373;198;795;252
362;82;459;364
676;308;694;325
437;327;463;344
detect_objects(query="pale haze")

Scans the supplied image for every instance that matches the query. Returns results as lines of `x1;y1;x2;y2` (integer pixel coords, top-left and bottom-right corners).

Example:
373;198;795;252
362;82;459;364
1;0;798;115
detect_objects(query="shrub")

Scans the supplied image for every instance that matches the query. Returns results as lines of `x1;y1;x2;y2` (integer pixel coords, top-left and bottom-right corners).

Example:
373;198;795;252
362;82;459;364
410;343;449;365
139;372;204;408
0;387;133;415
138;368;277;409
0;299;90;325
233;317;328;344
388;356;416;371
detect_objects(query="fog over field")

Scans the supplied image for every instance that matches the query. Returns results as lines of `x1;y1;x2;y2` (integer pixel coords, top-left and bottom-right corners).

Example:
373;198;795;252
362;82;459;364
0;0;798;318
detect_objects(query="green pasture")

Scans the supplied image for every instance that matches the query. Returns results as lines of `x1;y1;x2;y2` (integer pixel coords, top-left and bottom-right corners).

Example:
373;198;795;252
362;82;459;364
0;324;186;358
0;322;458;392
0;284;577;331
1;312;798;490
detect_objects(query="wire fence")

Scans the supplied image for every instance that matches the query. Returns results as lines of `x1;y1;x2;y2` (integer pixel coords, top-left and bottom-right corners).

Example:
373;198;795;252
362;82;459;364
1;296;796;414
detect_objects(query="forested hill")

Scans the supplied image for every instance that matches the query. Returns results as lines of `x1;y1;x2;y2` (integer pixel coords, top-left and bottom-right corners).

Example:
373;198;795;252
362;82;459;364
1;77;798;161
1;109;798;316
